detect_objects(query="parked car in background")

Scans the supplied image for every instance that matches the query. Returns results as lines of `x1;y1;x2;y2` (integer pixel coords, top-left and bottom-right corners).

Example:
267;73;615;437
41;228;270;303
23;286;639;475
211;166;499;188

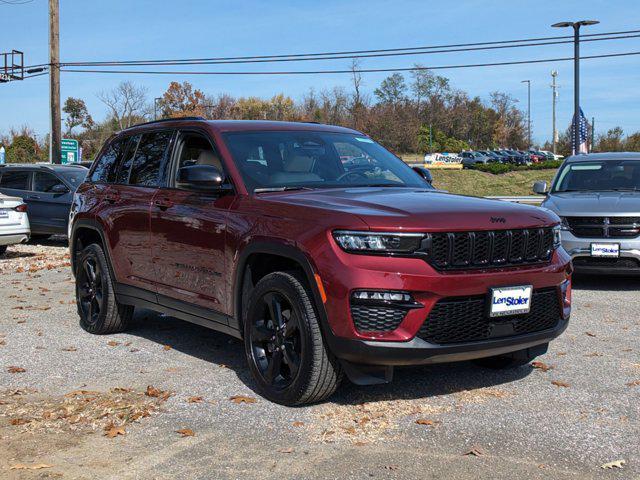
0;193;30;256
0;164;88;238
535;152;640;275
70;117;571;405
476;150;503;163
491;150;513;163
539;150;563;161
529;149;554;162
460;151;493;167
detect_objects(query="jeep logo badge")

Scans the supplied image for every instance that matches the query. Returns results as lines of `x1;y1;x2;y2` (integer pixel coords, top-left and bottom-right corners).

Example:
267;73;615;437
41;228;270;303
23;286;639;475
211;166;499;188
490;217;507;223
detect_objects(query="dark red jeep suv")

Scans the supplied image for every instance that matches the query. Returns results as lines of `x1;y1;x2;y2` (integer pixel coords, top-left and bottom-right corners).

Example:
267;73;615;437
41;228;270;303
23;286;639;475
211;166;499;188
70;117;572;405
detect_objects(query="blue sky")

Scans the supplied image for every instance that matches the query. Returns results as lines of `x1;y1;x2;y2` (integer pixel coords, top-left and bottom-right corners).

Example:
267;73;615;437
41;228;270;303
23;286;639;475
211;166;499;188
1;0;639;145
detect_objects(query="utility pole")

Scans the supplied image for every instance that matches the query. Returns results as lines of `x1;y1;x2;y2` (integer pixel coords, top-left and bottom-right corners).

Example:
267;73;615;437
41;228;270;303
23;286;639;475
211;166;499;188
49;0;61;164
552;20;599;155
551;71;558;154
521;80;531;148
591;116;595;152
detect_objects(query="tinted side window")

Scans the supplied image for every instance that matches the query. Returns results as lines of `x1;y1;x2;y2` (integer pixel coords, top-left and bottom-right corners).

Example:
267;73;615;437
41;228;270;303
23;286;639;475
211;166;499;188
115;135;140;184
33;172;66;193
0;170;29;190
129;131;173;187
90;138;127;183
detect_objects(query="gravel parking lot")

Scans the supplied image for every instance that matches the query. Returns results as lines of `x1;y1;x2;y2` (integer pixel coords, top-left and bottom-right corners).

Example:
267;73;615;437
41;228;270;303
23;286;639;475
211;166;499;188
1;240;639;479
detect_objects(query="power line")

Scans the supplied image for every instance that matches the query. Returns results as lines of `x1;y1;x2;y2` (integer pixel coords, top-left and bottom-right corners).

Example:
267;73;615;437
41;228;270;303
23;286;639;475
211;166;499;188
59;50;640;76
20;28;640;70
55;33;640;67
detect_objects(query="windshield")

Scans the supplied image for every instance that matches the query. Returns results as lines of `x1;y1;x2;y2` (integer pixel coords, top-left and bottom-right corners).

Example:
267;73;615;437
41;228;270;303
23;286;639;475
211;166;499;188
59;169;88;189
223;131;429;192
553;160;640;192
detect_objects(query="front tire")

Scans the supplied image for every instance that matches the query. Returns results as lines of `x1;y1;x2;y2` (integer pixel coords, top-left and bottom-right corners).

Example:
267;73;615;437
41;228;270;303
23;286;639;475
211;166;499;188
243;272;342;405
75;243;132;334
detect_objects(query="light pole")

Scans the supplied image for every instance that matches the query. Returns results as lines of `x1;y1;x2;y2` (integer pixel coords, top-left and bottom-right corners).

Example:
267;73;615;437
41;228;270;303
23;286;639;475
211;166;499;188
550;70;558;154
551;19;599;155
521;80;531;148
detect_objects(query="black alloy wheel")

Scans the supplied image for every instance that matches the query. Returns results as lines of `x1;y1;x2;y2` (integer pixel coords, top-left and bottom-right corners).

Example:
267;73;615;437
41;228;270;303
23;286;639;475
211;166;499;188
77;254;104;326
248;292;302;389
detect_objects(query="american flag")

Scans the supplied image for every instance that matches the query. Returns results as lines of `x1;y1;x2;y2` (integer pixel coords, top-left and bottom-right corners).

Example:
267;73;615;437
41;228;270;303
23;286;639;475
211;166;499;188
572;107;589;154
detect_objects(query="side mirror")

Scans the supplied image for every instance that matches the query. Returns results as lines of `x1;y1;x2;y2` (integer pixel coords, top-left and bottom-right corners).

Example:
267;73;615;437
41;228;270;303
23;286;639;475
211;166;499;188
533;181;548;195
51;183;69;194
177;165;230;192
413;166;433;185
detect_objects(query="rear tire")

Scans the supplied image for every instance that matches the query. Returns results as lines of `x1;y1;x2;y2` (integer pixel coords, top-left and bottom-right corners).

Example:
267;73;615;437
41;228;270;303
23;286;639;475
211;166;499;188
473;343;549;369
0;245;7;257
243;271;342;405
75;243;132;334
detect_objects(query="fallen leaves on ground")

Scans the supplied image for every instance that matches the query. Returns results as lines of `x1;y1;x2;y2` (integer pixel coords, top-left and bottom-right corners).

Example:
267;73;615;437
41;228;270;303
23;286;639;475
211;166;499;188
104;424;126;438
7;366;26;373
0;242;70;274
0;387;168;436
601;459;625;469
163;345;172;351
186;396;204;403
292;421;304;427
176;428;195;437
107;341;120;347
585;332;597;337
531;361;553;372
551;380;570;388
10;463;53;470
61;346;78;352
229;395;257;404
278;447;294;453
625;380;640;387
145;385;171;400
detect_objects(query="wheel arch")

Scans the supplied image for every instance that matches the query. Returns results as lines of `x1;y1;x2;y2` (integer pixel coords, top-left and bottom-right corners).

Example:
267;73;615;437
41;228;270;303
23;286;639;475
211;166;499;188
232;242;330;338
70;218;112;277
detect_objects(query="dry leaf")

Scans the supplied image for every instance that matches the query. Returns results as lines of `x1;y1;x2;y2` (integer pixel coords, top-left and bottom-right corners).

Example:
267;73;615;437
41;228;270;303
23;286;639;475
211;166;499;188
163;345;172;351
145;385;170;400
7;366;26;373
62;346;78;352
415;419;439;426
104;425;126;438
601;459;625;469
107;340;120;347
187;396;204;403
585;332;596;337
229;395;257;404
176;428;195;437
625;380;640;387
531;361;553;372
10;463;53;470
292;421;304;427
464;446;485;457
551;380;570;388
278;447;294;453
10;418;31;426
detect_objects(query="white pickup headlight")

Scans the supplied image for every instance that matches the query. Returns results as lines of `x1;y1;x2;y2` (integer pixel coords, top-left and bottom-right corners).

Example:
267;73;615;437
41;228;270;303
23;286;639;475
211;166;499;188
333;230;424;254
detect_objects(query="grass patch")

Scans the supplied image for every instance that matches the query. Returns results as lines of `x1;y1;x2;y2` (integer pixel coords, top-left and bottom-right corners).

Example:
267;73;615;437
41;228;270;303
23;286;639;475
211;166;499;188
431;168;557;197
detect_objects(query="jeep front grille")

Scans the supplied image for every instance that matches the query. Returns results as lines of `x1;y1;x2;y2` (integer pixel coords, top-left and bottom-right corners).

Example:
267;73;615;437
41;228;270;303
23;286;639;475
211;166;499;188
566;216;640;238
427;228;555;271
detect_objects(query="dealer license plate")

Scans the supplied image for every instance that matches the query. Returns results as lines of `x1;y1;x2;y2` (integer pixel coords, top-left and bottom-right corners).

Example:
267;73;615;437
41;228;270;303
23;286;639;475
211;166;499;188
591;243;619;257
489;285;532;317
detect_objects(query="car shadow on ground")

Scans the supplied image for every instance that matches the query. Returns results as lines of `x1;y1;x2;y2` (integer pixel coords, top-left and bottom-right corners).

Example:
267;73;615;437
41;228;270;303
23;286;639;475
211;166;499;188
27;235;68;247
126;309;533;406
572;273;640;291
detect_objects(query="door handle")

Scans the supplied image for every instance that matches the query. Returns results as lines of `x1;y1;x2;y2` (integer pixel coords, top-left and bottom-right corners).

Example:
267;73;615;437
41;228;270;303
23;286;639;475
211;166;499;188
154;198;173;210
28;194;41;200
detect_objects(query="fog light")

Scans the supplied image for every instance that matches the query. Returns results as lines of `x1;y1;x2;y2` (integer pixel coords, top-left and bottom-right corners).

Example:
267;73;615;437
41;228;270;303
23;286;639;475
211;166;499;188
352;290;413;303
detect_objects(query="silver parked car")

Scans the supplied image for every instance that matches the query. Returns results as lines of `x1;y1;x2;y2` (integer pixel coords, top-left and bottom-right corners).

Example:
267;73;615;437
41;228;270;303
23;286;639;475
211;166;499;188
533;152;640;275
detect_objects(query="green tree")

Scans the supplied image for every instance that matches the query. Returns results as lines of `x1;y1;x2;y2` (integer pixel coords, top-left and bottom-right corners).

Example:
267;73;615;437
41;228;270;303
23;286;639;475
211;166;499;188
625;132;640;151
7;134;38;163
374;73;407;104
63;97;93;135
596;127;625;152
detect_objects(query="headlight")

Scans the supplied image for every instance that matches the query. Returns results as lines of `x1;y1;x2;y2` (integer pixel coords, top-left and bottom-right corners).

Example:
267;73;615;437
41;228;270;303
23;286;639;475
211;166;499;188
552;224;562;248
332;230;424;254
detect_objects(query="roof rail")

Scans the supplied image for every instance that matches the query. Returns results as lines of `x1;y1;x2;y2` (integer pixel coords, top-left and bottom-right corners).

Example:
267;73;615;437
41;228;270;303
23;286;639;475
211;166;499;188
123;116;207;130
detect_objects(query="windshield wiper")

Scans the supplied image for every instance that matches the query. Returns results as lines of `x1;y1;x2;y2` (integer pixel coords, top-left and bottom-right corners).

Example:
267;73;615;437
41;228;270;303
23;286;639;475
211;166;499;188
254;186;315;193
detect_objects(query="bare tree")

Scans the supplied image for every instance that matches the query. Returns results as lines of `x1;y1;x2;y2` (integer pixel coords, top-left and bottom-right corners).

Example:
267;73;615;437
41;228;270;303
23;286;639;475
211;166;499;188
350;59;365;129
97;81;149;130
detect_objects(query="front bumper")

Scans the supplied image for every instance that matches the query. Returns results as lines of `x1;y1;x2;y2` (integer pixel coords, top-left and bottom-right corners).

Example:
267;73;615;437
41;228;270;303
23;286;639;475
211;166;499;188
329;318;568;366
561;230;640;274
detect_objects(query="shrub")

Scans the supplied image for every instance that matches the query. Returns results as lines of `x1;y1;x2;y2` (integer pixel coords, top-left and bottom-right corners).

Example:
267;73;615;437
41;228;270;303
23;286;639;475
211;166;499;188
474;160;561;174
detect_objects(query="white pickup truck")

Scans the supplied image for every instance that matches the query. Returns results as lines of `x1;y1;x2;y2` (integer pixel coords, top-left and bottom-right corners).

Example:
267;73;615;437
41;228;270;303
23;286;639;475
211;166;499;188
0;193;30;256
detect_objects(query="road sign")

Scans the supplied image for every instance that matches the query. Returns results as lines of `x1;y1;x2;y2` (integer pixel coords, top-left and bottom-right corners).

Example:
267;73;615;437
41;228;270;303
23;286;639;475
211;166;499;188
61;138;79;164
